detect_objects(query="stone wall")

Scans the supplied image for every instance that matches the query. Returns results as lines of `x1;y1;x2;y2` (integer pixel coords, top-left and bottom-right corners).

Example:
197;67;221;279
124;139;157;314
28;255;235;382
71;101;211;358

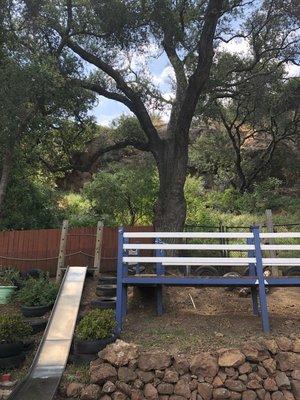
64;336;300;400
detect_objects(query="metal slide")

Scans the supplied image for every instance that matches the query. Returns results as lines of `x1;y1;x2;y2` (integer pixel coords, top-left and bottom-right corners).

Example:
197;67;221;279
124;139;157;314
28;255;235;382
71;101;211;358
8;266;87;400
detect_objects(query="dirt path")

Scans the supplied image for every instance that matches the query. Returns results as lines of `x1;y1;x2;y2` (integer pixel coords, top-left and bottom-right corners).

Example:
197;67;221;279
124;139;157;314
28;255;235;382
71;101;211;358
121;286;300;354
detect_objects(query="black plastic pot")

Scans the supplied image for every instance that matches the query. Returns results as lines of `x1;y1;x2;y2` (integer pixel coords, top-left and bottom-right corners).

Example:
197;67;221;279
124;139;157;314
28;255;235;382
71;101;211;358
22;339;35;352
68;352;98;365
96;284;116;297
91;297;116;310
74;334;116;355
27;317;48;334
0;342;23;358
0;352;25;369
98;276;117;285
21;304;52;318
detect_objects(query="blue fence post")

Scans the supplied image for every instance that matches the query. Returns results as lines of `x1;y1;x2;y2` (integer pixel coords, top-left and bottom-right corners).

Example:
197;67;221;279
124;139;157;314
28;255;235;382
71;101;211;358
252;226;270;333
122;237;129;318
247;236;259;316
116;227;125;333
155;238;164;315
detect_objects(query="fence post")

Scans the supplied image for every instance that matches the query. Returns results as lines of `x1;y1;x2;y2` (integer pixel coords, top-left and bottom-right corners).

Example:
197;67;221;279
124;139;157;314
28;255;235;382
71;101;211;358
247;237;259;316
116;227;125;333
93;221;104;278
265;209;280;277
155;238;165;315
56;220;68;283
252;226;270;333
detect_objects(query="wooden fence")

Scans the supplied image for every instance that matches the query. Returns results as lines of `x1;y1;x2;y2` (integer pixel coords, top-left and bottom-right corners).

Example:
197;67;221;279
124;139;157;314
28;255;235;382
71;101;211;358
0;225;153;276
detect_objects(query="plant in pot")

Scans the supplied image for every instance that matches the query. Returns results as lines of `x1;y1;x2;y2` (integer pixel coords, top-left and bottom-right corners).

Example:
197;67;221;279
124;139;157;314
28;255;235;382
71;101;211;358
74;309;116;355
0;268;20;305
17;276;59;317
0;313;32;368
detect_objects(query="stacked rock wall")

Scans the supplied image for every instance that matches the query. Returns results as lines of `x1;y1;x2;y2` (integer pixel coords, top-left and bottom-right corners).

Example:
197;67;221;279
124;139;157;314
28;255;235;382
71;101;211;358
65;337;300;400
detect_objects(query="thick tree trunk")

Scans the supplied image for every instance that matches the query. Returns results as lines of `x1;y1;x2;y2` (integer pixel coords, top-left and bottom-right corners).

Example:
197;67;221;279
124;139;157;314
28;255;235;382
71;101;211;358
153;138;188;231
0;148;13;216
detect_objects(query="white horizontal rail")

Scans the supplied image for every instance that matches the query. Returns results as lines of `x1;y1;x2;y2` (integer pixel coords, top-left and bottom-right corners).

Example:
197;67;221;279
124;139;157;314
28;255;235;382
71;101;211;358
123;256;255;265
261;232;300;238
124;232;253;239
261;245;300;251
124;244;254;250
262;258;300;266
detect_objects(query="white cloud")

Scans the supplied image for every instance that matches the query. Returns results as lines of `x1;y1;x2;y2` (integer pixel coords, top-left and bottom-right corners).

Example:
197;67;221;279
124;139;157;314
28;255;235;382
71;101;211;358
285;62;300;78
152;66;175;86
218;38;251;58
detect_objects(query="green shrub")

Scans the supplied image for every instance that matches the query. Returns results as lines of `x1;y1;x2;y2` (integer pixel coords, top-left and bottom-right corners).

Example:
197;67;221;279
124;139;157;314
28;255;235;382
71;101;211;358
0;268;20;286
0;313;32;343
17;277;58;307
76;309;116;341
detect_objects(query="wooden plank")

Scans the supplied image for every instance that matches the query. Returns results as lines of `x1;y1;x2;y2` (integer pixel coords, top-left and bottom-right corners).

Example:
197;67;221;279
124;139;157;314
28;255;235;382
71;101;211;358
93;221;103;277
265;209;279;277
124;232;254;239
56;220;69;283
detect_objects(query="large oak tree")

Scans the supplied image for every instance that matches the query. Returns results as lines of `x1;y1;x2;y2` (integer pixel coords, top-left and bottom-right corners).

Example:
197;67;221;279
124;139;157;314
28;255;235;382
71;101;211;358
9;0;299;230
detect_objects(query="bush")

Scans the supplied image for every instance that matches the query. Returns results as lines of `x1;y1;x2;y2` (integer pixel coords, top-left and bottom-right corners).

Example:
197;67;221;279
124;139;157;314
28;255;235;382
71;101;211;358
17;277;58;307
0;268;20;286
76;309;116;341
0;313;32;343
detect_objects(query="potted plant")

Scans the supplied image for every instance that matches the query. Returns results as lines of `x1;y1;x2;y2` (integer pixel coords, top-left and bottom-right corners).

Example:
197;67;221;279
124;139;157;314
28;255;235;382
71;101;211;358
0;313;32;368
17;276;58;317
0;268;20;305
74;309;116;354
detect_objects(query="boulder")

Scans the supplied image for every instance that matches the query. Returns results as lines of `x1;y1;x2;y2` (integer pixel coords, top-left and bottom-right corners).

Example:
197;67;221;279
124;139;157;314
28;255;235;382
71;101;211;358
118;367;137;382
131;389;144;400
291;379;300;400
139;352;172;371
293;339;300;353
238;363;252;374
190;353;218;378
275;371;291;389
173;355;189;375
66;382;84;398
212;388;230;399
224;379;246;392
144;383;158;400
276;352;300;372
197;382;213;400
246;380;262;390
291;370;300;381
218;349;245;368
241;390;256;400
137;370;155;383
90;363;117;384
116;381;132;396
157;383;174;395
264;378;278;392
99;340;139;367
164;369;179;383
264;339;279;355
102;381;116;394
276;337;293;352
174;379;191;398
111;391;126;400
80;384;100;400
271;391;284;400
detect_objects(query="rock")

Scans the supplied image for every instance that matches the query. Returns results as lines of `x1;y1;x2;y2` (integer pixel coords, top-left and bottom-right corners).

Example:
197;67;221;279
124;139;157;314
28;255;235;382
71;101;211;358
139;352;172;371
264;378;278;392
224;379;246;392
99;340;139;367
282;389;296;400
264;339;279;355
212;388;230;399
81;384;100;400
189;380;198;392
116;381;132;396
246;380;262;390
169;396;186;400
257;366;268;378
111;391;126;400
156;370;165;379
218;349;245;368
239;375;248;383
164;369;179;383
157;383;174;395
271;391;284;400
293;339;300;353
229;392;241;400
291;380;300;400
265;393;271;400
90;363;117;384
276;337;293;352
197;382;213;400
102;381;116;394
242;343;269;363
134;379;144;390
100;396;111;400
144;383;158;400
262;358;277;374
224;367;238;379
0;389;12;400
248;373;262;382
118;367;137;382
137;371;155;383
239;363;252;374
241;390;256;400
131;389;144;400
66;382;84;398
276;352;300;372
190;353;218;378
180;373;191;383
275;372;291;389
212;376;223;388
291;370;300;381
129;359;139;370
173;355;190;375
174;380;191;398
256;388;266;400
